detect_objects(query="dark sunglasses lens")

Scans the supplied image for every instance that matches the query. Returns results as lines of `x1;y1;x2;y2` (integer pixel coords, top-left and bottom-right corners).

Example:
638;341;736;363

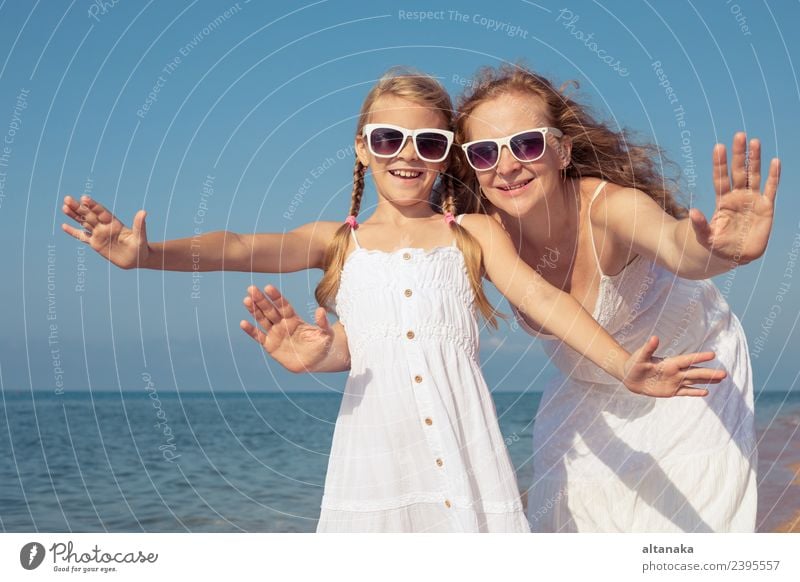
466;142;499;170
415;132;449;160
510;131;545;161
370;127;405;156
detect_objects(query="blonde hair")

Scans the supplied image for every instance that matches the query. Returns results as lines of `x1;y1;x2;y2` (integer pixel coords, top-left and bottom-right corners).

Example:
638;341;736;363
315;68;501;327
454;64;688;218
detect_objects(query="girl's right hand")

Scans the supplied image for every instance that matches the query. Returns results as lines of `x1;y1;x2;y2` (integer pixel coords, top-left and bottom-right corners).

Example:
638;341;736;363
240;284;336;373
62;195;150;269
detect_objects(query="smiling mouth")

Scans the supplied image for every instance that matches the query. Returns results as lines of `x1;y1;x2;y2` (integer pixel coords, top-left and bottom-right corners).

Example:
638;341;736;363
498;178;533;191
389;169;424;179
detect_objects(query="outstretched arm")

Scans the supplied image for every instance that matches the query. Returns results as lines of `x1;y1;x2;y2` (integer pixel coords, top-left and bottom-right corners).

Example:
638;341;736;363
461;214;725;397
240;284;351;373
592;133;780;280
62;195;337;272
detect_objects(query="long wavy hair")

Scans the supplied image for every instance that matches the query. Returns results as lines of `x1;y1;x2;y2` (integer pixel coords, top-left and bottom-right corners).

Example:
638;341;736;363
453;64;688;218
315;68;502;327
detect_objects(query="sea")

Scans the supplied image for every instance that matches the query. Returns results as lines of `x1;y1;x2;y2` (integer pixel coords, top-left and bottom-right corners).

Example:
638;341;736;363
1;390;798;532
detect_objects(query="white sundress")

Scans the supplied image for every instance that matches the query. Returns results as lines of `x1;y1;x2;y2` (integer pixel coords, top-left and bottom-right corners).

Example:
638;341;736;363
317;216;530;533
518;181;757;532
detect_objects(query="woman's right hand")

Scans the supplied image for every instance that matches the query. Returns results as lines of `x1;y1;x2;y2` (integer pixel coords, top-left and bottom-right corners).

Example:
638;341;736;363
62;195;150;269
621;336;726;397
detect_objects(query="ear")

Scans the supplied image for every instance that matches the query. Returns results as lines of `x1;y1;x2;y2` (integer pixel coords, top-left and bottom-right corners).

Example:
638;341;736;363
355;134;370;168
555;134;572;169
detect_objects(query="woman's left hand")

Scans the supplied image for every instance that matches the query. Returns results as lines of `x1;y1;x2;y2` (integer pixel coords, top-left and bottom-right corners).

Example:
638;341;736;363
622;336;727;397
689;132;780;265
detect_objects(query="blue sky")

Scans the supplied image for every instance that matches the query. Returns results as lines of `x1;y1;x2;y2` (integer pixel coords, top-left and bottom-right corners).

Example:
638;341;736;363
0;0;798;393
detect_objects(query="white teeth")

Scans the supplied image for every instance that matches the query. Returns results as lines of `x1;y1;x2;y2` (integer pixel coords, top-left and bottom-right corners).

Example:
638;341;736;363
500;179;532;191
390;170;422;178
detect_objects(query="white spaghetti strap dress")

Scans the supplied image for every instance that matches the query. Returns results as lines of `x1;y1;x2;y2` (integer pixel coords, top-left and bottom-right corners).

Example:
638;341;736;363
518;181;757;532
317;216;530;532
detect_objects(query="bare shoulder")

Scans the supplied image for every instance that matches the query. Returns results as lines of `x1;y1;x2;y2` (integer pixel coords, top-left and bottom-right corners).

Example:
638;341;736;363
458;213;509;238
586;180;663;228
288;221;345;266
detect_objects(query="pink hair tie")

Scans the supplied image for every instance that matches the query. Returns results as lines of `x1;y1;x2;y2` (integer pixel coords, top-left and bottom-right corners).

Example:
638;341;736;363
444;212;456;225
345;215;358;229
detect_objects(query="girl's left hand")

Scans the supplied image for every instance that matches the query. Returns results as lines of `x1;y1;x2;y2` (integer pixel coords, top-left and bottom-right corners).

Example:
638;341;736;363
622;336;727;397
689;132;780;265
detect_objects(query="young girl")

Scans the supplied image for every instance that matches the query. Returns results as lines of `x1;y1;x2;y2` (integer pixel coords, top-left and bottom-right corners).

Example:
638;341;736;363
236;70;725;532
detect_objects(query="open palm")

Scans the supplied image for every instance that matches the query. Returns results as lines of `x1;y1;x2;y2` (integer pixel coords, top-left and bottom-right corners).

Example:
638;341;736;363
62;195;150;269
690;132;781;264
622;336;726;398
240;285;335;373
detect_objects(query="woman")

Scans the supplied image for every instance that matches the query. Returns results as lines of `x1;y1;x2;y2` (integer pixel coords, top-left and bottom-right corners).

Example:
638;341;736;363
241;65;779;532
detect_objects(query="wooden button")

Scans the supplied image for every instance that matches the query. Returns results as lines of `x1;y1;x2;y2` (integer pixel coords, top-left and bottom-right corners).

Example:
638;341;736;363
444;499;452;508
406;330;415;340
402;252;411;260
414;375;423;383
424;417;433;426
404;289;412;297
436;458;443;467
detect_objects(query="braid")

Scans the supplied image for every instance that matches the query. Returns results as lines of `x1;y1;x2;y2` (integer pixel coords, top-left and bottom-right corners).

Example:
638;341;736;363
314;161;367;309
444;171;505;328
348;161;366;217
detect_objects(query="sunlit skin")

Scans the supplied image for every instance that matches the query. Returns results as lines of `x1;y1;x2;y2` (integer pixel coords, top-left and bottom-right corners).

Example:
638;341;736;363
466;92;573;225
57;84;742;398
239;99;731;397
356;95;448;225
465;91;602;316
243;88;780;395
464;91;781;324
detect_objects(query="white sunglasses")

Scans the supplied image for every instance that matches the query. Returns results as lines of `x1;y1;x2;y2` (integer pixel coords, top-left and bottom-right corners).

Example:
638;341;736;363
461;127;563;171
363;123;455;163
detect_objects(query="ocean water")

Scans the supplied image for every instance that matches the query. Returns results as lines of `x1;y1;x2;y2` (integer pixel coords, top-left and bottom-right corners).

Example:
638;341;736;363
0;390;797;532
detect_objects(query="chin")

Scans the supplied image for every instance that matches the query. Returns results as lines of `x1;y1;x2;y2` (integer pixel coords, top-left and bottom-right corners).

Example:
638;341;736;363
485;190;535;217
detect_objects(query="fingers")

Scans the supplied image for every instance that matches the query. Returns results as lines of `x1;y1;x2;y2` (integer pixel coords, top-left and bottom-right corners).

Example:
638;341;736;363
712;143;731;197
675;387;709;397
242;287;269;328
688;208;712;244
764;158;780;205
262;284;297;321
239;320;268;347
244;285;280;331
133;210;148;242
680;369;726;384
314;307;331;332
61;222;91;243
730;132;748;190
62;196;84;223
63;196;95;234
748;138;761;191
672;351;717;369
683;364;727;379
635;336;659;363
80;209;99;231
81;195;115;224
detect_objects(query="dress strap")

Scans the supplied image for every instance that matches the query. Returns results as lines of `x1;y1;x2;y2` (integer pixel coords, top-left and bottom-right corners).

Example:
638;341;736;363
586;180;608;276
349;227;362;249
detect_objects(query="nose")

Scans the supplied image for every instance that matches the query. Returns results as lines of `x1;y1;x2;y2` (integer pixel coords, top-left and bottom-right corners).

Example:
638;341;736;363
495;145;521;175
396;135;418;160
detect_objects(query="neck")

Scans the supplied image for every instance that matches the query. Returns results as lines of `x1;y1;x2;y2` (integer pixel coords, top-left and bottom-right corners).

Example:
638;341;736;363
370;196;439;225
